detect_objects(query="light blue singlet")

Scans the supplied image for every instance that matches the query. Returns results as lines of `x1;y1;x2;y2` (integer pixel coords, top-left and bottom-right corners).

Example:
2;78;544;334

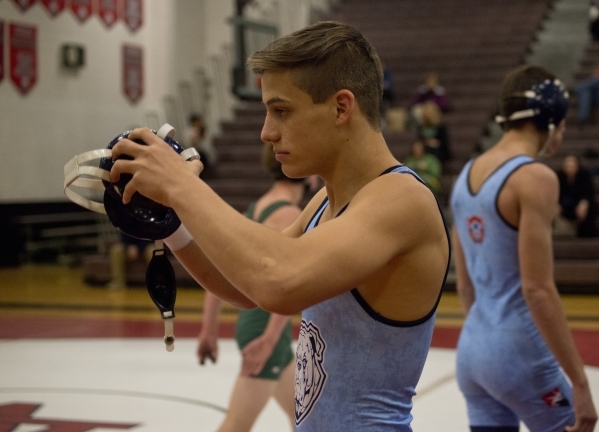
294;165;450;432
450;155;575;431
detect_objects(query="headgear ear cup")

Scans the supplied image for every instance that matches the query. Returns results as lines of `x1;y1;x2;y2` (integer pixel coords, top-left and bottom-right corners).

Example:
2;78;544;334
495;79;569;130
527;79;569;131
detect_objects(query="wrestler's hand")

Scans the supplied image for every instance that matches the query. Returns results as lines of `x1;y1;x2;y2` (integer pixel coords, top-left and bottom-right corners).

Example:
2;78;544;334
565;383;597;432
197;332;218;365
240;336;275;377
110;127;203;208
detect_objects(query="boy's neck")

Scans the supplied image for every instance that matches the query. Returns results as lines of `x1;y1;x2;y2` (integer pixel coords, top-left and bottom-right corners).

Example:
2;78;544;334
322;130;397;214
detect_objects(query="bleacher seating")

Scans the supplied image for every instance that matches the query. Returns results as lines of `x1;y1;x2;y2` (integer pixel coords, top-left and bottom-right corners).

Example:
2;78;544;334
207;0;553;210
542;39;599;294
202;0;597;293
334;0;553;203
206;102;273;212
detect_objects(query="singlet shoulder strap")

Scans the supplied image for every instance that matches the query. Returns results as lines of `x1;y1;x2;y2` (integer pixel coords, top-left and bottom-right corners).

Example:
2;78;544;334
244;202;256;219
254;200;294;223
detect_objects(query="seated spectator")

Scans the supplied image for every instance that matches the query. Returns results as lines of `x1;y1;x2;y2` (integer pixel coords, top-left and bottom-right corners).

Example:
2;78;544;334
410;72;450;113
109;233;154;288
413;101;451;162
183;113;218;170
403;139;442;197
574;64;599;125
555;155;597;237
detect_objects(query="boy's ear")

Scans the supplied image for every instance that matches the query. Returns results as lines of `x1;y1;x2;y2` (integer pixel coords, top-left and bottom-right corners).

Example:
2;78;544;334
334;89;355;124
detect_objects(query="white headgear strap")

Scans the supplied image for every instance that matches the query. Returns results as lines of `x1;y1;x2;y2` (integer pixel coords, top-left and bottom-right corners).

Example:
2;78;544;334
494;91;539;124
538;123;555;157
63;124;199;214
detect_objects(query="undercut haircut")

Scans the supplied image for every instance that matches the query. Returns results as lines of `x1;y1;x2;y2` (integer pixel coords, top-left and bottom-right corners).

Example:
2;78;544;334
247;21;384;130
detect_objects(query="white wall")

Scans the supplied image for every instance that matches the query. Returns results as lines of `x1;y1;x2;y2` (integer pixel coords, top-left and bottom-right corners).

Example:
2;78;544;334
0;0;220;203
0;0;329;203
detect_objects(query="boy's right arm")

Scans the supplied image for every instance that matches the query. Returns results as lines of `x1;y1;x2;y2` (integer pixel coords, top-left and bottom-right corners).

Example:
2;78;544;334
172;240;257;309
168;189;323;309
451;225;475;314
197;291;223;364
517;165;597;432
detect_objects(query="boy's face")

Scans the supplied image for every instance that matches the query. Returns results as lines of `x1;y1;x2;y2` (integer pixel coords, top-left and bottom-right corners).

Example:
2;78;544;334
260;70;338;179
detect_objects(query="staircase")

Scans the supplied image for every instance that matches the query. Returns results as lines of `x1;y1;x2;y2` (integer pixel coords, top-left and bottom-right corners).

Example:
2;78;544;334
205;102;271;213
330;0;554;204
203;0;598;294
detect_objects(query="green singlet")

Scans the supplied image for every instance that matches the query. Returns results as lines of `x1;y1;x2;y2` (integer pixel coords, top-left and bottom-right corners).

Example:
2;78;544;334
234;201;295;380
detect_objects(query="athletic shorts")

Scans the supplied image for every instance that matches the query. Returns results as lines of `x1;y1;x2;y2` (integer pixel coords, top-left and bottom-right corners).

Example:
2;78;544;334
235;308;294;380
456;325;576;431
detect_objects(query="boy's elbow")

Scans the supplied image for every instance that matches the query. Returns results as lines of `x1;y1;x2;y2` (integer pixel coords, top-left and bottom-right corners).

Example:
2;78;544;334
251;276;304;315
521;279;555;304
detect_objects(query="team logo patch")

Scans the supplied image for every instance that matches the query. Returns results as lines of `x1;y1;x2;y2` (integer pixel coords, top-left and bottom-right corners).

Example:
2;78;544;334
467;215;485;243
295;320;328;426
542;388;570;407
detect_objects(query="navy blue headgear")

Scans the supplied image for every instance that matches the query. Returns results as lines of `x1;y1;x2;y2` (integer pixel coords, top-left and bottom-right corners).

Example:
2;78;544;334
495;79;569;131
63;124;200;241
64;124;199;352
99;130;184;241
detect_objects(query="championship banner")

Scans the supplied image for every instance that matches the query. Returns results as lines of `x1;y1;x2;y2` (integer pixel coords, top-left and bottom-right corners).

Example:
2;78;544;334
0;22;4;83
41;0;66;17
12;0;36;12
71;0;93;23
122;0;142;32
123;44;143;103
10;23;37;94
98;0;119;27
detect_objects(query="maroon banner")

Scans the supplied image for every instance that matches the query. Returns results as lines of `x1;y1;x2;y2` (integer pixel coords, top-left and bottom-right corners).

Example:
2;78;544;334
0;22;4;83
98;0;119;27
12;0;36;12
71;0;93;23
123;44;143;103
122;0;142;32
40;0;66;16
9;23;37;94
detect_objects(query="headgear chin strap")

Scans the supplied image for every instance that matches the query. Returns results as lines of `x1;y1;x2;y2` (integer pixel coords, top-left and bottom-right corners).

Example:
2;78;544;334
63;124;200;352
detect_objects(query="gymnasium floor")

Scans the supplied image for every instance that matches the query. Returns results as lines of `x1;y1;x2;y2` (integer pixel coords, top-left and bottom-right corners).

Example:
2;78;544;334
0;265;598;431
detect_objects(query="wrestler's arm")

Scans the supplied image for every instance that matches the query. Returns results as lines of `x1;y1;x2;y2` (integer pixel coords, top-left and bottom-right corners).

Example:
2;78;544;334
240;313;291;377
197;291;222;364
170;174;433;315
110;131;434;314
517;165;597;432
172;242;257;309
170;190;321;309
452;225;475;314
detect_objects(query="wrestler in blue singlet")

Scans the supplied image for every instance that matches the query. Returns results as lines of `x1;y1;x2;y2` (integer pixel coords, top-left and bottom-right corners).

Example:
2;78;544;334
294;165;450;432
450;155;576;431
